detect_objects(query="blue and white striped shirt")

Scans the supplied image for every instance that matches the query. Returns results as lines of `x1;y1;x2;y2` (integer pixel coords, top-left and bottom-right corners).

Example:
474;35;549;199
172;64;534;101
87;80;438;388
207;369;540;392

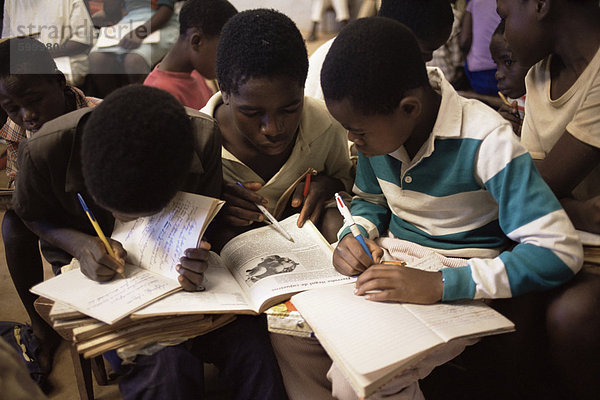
342;69;583;301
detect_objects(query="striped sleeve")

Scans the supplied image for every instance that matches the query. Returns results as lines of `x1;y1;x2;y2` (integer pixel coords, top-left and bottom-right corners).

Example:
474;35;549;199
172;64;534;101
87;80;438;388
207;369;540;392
339;152;391;240
441;126;583;301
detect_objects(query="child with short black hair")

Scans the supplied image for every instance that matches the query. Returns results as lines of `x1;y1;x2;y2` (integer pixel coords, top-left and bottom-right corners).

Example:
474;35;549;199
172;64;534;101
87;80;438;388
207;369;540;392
13;84;287;399
0;36;101;378
201;8;353;246
143;0;237;109
489;20;528;136
497;0;600;398
289;16;581;399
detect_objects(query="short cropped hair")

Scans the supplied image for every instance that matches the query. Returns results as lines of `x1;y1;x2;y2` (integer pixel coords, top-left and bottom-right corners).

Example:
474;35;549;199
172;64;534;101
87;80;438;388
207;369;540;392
321;17;429;115
216;9;308;94
179;0;238;37
378;0;453;44
82;85;194;214
492;19;506;37
0;37;59;79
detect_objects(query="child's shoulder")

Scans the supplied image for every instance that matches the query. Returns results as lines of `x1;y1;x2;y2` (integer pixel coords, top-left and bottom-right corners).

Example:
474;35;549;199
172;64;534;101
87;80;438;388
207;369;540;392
301;96;346;137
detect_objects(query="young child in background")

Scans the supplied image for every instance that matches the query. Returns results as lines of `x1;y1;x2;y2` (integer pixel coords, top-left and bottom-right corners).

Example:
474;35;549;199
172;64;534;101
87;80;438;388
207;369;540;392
497;0;600;398
200;9;354;246
88;0;179;97
306;0;349;42
13;84;287;399
0;37;100;377
288;17;581;399
459;0;501;95
2;0;96;86
143;0;237;109
488;20;529;136
305;0;454;101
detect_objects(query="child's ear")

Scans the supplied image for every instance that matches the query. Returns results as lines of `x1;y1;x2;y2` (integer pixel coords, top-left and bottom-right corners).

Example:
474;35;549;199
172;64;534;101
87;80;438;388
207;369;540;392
535;0;549;20
399;96;422;120
188;28;203;50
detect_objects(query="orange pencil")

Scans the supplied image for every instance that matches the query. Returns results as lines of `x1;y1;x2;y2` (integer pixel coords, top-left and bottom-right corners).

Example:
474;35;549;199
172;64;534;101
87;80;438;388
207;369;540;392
303;172;311;199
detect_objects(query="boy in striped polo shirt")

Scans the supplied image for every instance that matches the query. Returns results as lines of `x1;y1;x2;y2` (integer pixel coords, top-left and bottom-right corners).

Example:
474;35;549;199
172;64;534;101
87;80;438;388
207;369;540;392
319;17;583;399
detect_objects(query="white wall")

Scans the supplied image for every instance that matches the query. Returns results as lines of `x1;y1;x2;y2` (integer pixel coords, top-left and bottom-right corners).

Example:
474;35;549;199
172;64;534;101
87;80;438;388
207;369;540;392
228;0;362;32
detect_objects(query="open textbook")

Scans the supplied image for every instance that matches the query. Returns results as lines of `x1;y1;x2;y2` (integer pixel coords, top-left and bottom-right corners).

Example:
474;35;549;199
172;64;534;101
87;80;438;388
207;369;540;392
292;284;515;398
132;214;355;317
31;192;224;324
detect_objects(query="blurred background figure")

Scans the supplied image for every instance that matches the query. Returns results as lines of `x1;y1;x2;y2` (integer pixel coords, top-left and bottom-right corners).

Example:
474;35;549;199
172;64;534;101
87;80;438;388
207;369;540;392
307;0;349;42
459;0;500;95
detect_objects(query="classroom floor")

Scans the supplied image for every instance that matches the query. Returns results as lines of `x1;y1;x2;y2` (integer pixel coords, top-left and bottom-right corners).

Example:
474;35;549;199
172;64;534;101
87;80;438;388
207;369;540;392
0;32;335;400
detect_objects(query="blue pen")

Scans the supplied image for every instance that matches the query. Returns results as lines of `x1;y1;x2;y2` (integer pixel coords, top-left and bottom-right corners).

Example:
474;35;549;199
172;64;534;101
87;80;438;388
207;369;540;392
334;193;373;260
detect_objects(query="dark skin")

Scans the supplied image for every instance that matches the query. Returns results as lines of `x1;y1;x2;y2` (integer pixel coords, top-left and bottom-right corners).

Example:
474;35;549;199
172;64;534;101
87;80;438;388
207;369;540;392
489;33;530;136
497;0;600;233
0;74;71;133
215;76;345;241
326;87;444;305
159;28;220;79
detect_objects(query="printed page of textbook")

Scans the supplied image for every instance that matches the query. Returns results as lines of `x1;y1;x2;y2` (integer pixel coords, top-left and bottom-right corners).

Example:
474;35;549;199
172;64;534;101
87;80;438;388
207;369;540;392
134;215;355;316
220;214;355;313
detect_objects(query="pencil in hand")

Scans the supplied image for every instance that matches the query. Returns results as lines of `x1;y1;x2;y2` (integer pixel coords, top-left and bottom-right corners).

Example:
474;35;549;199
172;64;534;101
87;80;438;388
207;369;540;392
77;193;126;278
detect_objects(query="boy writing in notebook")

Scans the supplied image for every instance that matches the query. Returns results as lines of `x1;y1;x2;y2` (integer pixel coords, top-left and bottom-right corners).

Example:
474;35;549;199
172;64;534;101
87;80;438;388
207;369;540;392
13;85;287;399
143;0;237;109
0;36;101;376
200;9;354;246
278;17;582;399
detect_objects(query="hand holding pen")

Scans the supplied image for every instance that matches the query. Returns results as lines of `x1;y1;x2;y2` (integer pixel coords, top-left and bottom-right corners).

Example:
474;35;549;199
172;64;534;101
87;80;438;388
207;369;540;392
332;193;384;276
291;170;343;228
77;193;127;281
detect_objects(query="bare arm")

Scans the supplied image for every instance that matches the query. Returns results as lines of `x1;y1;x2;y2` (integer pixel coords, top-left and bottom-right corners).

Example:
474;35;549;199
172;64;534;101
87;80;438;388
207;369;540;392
22;219;126;281
458;10;472;54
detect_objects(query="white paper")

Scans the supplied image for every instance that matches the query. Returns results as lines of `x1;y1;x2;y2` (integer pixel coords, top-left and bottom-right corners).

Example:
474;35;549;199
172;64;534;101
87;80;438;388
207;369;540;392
96;21;161;48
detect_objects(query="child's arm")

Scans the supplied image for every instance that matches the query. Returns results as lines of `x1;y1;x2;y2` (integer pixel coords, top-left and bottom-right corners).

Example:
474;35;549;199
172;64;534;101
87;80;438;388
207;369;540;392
535;132;600;232
22;218;126;281
119;4;174;50
354;264;444;304
442;125;583;302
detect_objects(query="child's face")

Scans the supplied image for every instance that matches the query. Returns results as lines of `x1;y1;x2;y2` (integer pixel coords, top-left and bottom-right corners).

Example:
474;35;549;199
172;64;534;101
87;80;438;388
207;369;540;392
0;75;66;132
496;0;548;68
326;98;414;157
490;34;528;99
223;76;304;156
190;33;220;80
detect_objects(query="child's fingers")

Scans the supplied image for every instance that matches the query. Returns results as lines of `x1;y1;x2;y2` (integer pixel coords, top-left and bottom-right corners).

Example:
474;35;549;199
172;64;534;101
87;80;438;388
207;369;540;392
290;182;305;208
225;182;267;205
177;271;205;292
297;196;324;227
221;205;263;226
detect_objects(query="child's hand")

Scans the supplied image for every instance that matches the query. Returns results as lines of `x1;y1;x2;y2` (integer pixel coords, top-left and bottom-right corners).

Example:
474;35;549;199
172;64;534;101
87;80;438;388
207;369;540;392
79;237;127;282
333;234;383;276
221;182;266;226
497;103;521;136
291;175;343;228
119;28;145;50
354;265;443;304
177;241;211;291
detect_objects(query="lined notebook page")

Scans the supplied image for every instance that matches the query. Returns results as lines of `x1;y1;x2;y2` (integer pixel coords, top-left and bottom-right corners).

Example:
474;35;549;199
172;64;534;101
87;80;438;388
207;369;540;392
292;284;443;375
31;266;180;324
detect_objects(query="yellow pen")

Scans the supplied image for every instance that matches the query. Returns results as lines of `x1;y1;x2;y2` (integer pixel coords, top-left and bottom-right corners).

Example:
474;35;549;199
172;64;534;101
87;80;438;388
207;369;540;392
77;193;125;278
